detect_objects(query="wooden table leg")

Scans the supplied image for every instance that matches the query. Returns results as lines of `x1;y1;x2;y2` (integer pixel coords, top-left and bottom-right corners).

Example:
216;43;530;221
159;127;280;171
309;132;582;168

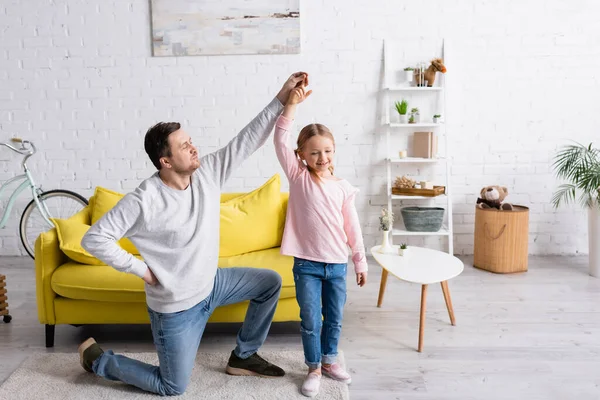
418;284;428;352
440;280;456;326
377;269;389;308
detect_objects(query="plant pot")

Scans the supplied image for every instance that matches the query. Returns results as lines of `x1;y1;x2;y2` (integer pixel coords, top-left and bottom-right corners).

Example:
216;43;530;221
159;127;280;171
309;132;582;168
398;248;409;256
433;117;440;124
590;204;600;278
401;207;445;232
404;71;413;82
378;230;395;254
399;114;408;124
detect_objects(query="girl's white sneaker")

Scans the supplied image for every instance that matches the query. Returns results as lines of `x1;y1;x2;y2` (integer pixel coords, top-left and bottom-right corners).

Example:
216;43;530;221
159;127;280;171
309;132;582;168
322;363;352;384
301;371;321;397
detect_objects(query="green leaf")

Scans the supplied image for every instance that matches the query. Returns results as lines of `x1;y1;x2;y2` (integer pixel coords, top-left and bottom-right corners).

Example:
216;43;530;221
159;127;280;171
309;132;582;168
552;142;600;209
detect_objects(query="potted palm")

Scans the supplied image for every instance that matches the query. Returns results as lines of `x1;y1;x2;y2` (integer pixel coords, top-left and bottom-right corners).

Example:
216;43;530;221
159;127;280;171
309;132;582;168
552;142;600;277
395;99;408;123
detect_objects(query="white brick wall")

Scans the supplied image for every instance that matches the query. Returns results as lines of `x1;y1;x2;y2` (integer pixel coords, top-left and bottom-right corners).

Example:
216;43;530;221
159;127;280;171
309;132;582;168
0;0;597;256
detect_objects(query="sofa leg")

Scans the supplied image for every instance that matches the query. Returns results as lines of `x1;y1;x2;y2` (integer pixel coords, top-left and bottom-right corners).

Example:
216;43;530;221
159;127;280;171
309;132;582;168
45;324;55;348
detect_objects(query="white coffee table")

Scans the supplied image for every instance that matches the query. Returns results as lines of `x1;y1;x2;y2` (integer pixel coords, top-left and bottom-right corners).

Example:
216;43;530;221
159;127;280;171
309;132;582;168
370;245;464;352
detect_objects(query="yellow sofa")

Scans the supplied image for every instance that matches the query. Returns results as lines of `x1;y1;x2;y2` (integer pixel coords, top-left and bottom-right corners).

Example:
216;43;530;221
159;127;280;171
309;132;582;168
35;175;299;347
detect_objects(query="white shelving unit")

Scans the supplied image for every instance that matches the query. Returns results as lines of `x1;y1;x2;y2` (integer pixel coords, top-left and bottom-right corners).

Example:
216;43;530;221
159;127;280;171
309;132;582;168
382;39;453;254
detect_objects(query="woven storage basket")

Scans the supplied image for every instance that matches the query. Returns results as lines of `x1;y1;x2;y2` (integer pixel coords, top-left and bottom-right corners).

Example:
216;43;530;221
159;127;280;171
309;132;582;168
401;207;444;232
473;205;529;273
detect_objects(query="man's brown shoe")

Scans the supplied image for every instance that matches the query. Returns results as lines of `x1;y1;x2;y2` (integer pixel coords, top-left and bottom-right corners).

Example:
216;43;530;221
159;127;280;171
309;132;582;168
225;351;285;377
78;337;104;373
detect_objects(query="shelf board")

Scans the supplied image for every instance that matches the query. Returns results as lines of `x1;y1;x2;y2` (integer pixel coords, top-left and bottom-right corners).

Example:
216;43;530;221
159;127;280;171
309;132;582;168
385;86;443;92
389;123;441;128
388;157;446;163
392;194;447;200
392;226;450;236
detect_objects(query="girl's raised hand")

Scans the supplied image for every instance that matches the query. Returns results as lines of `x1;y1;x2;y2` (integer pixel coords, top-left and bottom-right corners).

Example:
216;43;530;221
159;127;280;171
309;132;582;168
287;85;312;106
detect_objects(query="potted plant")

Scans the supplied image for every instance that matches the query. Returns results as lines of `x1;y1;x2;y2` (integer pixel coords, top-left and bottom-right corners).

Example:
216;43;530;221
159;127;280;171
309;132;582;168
552;142;600;277
410;107;420;123
395;99;408;123
398;243;408;256
408;114;415;124
378;208;395;253
403;67;414;82
433;114;441;124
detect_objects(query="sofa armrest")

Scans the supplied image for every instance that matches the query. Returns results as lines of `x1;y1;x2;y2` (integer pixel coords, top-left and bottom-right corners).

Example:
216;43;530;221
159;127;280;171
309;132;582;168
35;228;67;325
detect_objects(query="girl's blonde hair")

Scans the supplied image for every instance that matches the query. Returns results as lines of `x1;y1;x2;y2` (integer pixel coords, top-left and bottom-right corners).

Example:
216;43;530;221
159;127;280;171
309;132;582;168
294;123;335;181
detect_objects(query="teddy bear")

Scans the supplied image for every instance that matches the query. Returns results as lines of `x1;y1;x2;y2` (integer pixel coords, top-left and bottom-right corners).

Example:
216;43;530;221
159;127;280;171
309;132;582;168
476;186;514;210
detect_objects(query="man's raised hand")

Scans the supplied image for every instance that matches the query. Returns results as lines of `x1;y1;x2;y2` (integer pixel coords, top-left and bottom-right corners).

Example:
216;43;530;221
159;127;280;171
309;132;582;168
277;72;309;105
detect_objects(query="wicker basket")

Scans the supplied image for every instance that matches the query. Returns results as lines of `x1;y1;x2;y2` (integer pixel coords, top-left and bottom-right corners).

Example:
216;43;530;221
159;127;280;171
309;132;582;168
401;207;444;232
473;205;529;274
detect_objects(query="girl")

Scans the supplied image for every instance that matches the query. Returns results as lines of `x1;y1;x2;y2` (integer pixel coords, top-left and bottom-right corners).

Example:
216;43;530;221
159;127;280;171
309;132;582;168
274;81;368;398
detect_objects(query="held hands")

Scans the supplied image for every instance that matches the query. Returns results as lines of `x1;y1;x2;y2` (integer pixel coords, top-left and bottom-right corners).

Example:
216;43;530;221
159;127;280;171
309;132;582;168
277;72;311;105
356;272;367;287
143;267;159;286
282;74;310;118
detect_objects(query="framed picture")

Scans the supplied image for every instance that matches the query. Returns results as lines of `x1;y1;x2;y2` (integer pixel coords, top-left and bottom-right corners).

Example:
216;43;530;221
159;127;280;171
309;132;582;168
150;1;300;56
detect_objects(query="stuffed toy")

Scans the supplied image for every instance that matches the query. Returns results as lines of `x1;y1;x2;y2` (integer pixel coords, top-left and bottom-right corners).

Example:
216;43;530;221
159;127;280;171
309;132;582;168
477;186;514;210
414;58;447;87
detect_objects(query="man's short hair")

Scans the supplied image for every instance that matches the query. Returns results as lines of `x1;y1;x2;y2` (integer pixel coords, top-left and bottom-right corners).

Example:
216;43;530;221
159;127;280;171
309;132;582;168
144;122;181;170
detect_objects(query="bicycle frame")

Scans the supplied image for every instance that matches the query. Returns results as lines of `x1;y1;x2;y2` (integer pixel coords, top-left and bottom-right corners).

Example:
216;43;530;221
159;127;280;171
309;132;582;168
0;159;53;229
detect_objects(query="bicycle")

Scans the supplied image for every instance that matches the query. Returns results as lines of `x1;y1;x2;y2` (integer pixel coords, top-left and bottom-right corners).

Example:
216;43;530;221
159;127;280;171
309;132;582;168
0;137;89;259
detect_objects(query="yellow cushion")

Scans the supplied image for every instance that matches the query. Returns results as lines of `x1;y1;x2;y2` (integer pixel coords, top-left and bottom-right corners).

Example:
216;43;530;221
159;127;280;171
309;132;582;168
51;248;293;303
218;247;295;299
53;216;141;265
89;186;139;255
91;186;124;224
52;218;105;265
219;174;285;257
51;261;146;302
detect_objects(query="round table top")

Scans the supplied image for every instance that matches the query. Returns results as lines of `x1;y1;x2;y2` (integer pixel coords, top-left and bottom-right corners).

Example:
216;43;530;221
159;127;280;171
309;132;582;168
370;245;464;284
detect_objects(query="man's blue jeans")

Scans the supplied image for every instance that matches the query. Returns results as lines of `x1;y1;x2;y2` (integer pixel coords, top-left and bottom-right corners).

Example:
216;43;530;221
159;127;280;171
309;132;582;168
293;257;347;369
92;267;282;395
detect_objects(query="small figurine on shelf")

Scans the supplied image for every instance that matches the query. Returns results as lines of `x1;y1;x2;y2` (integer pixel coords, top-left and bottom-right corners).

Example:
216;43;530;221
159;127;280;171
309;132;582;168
398;243;409;256
378;208;395;254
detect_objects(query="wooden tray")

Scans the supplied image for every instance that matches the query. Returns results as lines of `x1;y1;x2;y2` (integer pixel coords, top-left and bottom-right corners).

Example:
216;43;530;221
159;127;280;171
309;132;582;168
392;186;445;197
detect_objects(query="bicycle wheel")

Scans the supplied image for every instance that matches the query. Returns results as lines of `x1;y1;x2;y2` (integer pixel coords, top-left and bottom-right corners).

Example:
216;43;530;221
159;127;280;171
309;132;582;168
19;189;89;259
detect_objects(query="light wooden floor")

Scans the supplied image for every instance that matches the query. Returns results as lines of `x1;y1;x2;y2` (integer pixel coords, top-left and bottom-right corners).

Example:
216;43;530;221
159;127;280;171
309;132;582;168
1;255;600;400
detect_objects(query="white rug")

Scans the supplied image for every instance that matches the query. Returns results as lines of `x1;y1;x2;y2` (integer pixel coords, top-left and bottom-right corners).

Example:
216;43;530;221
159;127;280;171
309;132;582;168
0;350;349;399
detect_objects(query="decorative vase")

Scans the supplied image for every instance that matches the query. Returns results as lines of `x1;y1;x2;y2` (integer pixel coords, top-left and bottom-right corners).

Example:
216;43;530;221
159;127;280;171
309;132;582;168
404;70;413;82
590;204;600;278
379;230;394;253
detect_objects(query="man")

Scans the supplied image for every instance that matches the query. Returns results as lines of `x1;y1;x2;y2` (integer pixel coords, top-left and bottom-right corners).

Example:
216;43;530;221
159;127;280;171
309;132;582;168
79;72;308;396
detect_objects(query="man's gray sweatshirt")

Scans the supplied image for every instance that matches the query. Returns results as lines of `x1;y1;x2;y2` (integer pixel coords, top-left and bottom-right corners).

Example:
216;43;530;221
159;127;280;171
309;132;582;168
82;98;283;313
